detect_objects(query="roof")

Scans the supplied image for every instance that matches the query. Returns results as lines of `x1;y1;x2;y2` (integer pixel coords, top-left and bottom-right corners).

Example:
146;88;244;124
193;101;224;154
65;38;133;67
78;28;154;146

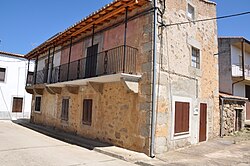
0;51;25;59
25;0;150;59
219;36;250;44
219;93;248;101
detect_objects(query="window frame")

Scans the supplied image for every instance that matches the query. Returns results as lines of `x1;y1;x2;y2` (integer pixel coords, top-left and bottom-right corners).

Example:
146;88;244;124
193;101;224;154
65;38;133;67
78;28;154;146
61;97;70;121
171;96;192;140
187;3;195;20
191;46;200;69
82;99;93;126
0;67;6;83
34;96;42;113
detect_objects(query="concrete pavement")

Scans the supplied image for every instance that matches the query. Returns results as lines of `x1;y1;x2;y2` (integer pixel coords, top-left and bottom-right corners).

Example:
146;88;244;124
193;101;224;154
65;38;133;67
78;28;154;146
0;120;138;166
2;120;250;166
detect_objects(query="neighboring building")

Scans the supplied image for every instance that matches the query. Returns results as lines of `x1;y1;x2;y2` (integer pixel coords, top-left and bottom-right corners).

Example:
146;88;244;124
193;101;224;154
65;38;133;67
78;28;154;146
25;0;219;156
0;51;34;119
218;37;250;128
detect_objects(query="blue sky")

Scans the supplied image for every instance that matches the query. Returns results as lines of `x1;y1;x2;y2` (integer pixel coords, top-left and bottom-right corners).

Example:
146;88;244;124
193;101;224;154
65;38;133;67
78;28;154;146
0;0;249;55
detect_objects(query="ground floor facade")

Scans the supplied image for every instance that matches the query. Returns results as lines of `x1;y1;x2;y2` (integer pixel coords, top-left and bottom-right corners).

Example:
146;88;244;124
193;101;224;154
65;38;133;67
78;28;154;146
30;78;220;155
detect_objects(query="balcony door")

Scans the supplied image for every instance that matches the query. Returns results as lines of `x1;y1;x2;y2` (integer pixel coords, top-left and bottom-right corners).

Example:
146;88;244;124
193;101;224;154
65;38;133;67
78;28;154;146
85;44;98;78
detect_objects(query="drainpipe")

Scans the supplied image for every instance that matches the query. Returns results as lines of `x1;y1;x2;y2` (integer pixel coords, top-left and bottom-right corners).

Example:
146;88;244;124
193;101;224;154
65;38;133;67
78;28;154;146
220;97;224;137
150;0;157;158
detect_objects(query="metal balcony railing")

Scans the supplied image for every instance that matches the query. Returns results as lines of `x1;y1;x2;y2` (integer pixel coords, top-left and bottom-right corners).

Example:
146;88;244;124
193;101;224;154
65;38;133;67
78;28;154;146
28;45;137;86
232;64;250;77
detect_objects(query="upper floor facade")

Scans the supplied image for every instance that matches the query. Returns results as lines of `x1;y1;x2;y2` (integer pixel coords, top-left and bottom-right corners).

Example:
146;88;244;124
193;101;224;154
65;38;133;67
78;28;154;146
219;37;250;95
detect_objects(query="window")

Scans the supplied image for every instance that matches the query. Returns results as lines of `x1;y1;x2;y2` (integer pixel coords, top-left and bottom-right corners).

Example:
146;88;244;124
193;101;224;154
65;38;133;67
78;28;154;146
12;97;23;113
35;96;41;112
82;99;92;125
191;47;200;68
187;3;195;20
61;98;69;121
0;67;6;82
174;101;190;135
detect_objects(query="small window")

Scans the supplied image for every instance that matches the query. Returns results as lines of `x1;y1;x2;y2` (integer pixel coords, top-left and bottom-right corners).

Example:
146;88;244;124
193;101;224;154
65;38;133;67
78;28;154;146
187;3;195;20
35;96;42;112
0;68;6;82
12;97;23;113
174;101;190;135
82;99;92;125
61;98;69;121
191;47;200;68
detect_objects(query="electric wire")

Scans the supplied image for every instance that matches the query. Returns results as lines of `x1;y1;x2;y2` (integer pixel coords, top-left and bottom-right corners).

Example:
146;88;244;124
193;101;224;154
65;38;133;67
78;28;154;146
162;11;250;27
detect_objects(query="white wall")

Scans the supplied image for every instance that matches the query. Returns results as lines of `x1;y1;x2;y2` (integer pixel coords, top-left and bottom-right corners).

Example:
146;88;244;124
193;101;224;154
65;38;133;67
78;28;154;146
0;54;34;119
233;82;245;97
231;45;250;77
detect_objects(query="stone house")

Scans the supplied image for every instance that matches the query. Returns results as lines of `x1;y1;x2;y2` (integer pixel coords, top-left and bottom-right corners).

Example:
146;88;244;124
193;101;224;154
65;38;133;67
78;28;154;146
218;37;250;128
0;51;34;119
25;0;219;156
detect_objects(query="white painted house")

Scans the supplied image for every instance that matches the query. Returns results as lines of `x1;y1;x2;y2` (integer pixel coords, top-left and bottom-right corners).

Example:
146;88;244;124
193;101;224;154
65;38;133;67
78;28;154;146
0;51;34;119
218;37;250;122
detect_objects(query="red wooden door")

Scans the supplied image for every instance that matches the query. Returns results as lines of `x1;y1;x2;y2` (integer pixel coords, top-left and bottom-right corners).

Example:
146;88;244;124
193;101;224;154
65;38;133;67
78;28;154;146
246;102;250;120
199;103;207;142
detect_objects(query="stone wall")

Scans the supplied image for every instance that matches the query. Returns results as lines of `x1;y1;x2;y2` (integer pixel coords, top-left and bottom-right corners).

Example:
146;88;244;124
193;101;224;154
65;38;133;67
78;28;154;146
222;100;245;135
31;82;149;154
154;0;219;154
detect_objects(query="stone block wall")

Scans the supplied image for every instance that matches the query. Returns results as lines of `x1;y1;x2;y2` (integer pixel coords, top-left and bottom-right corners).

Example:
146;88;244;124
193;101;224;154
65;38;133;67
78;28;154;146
153;0;219;154
222;100;245;135
31;82;150;154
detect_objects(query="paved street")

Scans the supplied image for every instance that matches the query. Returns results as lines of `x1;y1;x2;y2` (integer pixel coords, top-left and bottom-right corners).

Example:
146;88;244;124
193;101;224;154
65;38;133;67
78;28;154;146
1;120;250;166
0;121;136;166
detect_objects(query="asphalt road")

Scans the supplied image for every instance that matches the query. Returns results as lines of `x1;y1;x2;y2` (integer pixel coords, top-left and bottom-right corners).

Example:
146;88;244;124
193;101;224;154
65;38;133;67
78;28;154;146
0;120;137;166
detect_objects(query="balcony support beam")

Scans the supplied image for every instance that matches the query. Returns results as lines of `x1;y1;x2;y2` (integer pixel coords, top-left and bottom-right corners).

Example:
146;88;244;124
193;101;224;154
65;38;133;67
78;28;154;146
88;82;103;94
34;55;38;85
67;37;73;81
123;7;128;73
242;40;245;79
26;59;30;87
66;85;79;94
46;48;51;83
50;46;55;83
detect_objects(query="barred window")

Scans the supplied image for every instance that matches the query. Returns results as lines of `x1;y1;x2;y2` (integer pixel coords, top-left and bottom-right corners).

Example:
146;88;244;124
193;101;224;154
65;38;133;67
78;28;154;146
61;98;69;121
35;96;41;112
191;47;200;69
82;99;92;125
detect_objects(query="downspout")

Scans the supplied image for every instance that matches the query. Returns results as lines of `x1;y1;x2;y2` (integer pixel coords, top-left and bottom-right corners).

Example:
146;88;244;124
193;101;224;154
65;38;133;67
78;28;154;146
220;97;224;137
150;0;157;158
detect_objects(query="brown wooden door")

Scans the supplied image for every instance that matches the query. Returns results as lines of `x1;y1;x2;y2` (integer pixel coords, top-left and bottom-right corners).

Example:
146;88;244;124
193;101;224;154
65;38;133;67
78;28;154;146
199;103;207;142
245;85;250;120
85;44;98;78
12;97;23;113
246;102;250;120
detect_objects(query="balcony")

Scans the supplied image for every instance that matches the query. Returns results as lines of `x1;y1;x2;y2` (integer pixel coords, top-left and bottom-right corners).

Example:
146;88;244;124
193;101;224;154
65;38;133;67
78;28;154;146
232;64;250;79
26;45;140;91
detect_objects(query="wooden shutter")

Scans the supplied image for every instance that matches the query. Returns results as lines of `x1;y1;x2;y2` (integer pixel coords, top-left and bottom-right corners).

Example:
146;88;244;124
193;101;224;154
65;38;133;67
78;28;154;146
12;97;23;113
82;99;92;125
175;102;190;134
61;99;69;121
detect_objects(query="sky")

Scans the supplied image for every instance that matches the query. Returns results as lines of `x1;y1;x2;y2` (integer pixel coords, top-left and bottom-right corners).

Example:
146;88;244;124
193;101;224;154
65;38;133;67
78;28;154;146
0;0;249;55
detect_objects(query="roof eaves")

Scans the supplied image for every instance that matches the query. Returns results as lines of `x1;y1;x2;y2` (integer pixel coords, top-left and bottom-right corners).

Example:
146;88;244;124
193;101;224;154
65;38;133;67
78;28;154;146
0;51;25;59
